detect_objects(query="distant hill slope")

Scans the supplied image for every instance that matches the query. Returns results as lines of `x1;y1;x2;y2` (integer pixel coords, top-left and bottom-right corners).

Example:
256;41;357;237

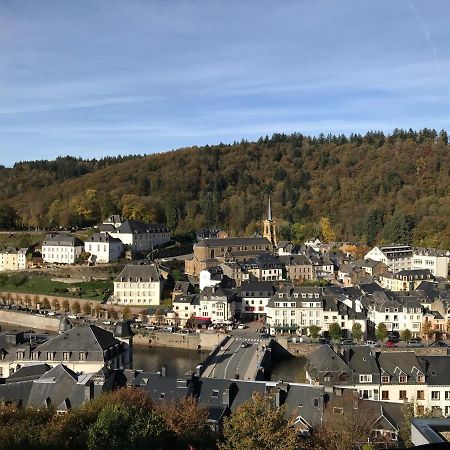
1;129;450;249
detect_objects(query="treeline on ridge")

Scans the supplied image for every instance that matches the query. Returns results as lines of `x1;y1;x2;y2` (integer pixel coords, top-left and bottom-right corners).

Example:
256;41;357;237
1;128;450;249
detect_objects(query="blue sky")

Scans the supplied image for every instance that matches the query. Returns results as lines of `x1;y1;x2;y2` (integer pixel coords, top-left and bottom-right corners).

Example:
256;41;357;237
1;0;450;166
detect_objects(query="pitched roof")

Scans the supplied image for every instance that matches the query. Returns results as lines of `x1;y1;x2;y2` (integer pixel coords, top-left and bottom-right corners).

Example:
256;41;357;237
85;233;122;244
115;263;160;282
195;237;271;248
43;233;84;247
35;325;119;353
115;220;168;234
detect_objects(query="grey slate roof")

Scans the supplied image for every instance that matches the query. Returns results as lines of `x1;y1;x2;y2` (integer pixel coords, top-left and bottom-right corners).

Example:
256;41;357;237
115;263;160;282
43;233;84;247
85;233;122;244
421;356;450;385
115;220;169;234
35;324;119;353
195;237;271;248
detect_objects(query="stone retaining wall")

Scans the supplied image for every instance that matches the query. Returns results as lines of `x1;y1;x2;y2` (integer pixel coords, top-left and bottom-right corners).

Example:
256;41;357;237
0;310;60;331
134;331;227;351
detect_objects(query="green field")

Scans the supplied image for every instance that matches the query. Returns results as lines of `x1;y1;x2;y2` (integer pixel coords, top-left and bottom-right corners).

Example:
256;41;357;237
0;273;112;301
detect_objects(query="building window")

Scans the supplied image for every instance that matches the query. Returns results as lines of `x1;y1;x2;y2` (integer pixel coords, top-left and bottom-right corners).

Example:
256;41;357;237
417;390;425;400
381;375;390;383
431;391;440;400
47;352;55;361
359;374;373;383
399;375;407;383
445;391;450;401
79;352;87;361
324;374;331;382
381;391;389;400
399;391;407;400
63;352;71;361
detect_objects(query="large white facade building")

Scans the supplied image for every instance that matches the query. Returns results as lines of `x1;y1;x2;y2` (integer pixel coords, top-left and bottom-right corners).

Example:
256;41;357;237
85;233;123;263
365;245;449;278
99;217;171;252
42;233;84;264
114;262;162;306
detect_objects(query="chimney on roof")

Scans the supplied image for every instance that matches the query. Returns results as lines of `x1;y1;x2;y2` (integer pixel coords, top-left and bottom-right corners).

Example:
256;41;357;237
223;387;231;407
85;382;94;401
161;364;167;377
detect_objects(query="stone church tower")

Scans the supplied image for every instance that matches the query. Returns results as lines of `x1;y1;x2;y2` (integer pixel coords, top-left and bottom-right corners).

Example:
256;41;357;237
263;196;277;247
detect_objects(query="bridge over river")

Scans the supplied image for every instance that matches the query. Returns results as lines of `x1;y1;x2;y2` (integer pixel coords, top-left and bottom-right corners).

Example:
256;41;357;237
199;336;273;381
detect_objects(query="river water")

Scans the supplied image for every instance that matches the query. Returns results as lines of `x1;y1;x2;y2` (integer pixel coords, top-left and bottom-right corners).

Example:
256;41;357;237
1;323;306;382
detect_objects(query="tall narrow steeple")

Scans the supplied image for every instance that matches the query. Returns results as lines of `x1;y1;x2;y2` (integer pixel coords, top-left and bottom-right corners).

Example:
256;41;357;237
267;195;273;222
263;195;277;247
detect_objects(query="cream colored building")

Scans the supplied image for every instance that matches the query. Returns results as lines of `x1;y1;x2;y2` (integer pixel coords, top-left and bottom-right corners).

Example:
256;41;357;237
114;262;162;305
379;269;433;291
0;247;28;271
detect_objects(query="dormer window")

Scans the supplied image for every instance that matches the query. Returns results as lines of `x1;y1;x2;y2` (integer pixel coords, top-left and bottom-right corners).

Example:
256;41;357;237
47;352;55;361
278;293;283;298
211;389;219;399
399;374;407;383
381;375;390;383
417;374;425;383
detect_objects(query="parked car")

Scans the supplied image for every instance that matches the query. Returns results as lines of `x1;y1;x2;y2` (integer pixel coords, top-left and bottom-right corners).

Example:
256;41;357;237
145;325;157;330
385;341;396;348
241;342;251;348
429;341;448;348
407;339;422;347
237;324;247;330
67;314;77;320
102;320;112;325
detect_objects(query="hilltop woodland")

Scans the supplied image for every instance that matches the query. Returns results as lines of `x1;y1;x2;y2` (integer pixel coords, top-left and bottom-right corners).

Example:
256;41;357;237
1;128;450;248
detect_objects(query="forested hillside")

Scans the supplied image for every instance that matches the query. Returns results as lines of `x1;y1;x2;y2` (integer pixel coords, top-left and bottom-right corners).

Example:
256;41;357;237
1;128;450;248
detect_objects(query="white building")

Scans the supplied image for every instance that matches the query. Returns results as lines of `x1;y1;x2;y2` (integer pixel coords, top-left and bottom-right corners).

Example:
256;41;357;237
412;248;449;278
240;280;275;319
114;263;162;306
366;291;423;337
42;233;84;264
199;267;223;291
365;245;449;278
85;233;123;263
99;218;171;252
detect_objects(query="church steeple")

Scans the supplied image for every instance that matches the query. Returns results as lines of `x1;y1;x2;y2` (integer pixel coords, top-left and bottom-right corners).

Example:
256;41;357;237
263;195;277;247
267;195;273;221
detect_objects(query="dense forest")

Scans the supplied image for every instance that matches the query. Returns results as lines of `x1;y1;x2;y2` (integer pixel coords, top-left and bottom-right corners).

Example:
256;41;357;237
1;128;450;248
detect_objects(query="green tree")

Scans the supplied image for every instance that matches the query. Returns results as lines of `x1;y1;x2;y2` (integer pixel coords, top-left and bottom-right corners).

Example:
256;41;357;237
364;208;384;246
400;329;412;342
87;404;171;450
328;323;342;341
309;325;321;339
219;393;299;450
382;211;414;244
351;323;363;342
376;323;389;342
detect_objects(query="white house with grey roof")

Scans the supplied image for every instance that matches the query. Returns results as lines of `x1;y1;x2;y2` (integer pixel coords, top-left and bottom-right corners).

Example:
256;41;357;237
42;233;84;264
114;262;162;305
99;218;170;252
84;232;123;263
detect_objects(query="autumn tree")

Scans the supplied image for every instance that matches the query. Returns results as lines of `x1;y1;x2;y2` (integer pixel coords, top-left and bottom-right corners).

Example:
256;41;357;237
71;301;81;315
400;329;412;342
42;297;51;310
82;303;92;316
62;299;70;312
219;393;299;450
319;217;336;243
122;306;131;320
51;298;60;310
306;397;376;450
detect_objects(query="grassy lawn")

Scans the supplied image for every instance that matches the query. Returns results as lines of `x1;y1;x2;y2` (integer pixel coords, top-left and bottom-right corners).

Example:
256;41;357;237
0;273;112;301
